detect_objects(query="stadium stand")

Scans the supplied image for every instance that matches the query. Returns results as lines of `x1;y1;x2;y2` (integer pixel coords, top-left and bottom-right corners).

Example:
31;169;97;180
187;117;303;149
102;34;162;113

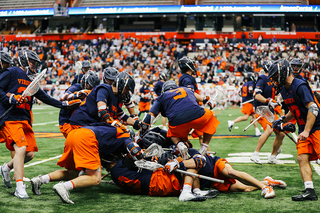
198;0;307;4
0;0;55;9
80;0;177;7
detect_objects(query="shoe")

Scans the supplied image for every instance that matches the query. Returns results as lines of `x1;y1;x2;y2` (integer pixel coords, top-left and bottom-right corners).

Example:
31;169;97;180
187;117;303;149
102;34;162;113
264;176;287;188
250;154;262;165
194;189;219;199
53;182;74;204
276;146;282;156
228;120;233;132
14;185;29;199
292;188;318;201
268;156;283;164
31;175;43;195
0;163;12;188
179;191;206;202
261;186;275;199
255;131;262;136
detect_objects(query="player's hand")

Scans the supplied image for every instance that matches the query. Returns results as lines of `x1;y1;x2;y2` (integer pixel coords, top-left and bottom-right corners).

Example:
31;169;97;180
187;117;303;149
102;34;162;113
75;90;87;100
8;94;26;106
62;99;81;110
272;116;285;129
111;120;128;132
177;142;190;160
130;114;139;121
203;96;216;110
298;130;309;141
139;121;150;136
266;98;278;111
164;156;183;173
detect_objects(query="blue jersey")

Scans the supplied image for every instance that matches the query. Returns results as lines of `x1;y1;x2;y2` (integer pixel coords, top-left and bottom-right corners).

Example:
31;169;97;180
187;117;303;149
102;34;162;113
179;73;198;92
69;84;123;126
254;75;275;109
140;85;151;102
241;81;255;103
151;87;204;126
0;67;62;126
153;80;164;97
281;78;320;134
72;73;84;85
84;124;131;156
59;84;82;125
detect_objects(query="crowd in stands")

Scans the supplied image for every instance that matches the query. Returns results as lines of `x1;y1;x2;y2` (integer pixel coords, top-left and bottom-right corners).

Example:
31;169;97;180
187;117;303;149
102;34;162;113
1;35;320;98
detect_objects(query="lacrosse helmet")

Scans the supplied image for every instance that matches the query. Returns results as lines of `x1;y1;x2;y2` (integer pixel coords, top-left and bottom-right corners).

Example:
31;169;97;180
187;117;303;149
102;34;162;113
161;80;178;94
0;51;13;72
114;72;135;103
81;60;91;73
290;58;303;77
140;131;166;149
141;79;150;86
268;59;292;91
17;50;41;75
158;151;175;165
159;72;167;81
246;72;256;83
86;70;100;89
178;56;196;74
262;60;273;73
103;67;119;84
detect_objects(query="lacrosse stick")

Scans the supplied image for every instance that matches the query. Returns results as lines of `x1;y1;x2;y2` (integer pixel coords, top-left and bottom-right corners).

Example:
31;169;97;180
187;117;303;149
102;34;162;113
134;160;224;183
0;68;47;121
75;61;82;83
143;143;165;158
243;106;270;131
241;98;254;105
151;113;161;125
162;148;216;155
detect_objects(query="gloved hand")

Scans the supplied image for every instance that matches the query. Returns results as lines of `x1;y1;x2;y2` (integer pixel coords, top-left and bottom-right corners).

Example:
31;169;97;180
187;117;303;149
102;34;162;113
74;90;87;100
266;98;278;111
274;122;296;132
177;142;190;160
98;109;110;121
145;93;152;99
130;114;139;121
62;99;81;110
133;119;141;130
111;120;128;132
272;116;285;129
164;156;183;173
139;121;150;136
8;94;26;106
199;143;209;156
203;96;216;110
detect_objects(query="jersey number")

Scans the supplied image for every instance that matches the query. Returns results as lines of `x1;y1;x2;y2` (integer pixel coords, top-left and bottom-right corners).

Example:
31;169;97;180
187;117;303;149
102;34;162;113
171;88;187;100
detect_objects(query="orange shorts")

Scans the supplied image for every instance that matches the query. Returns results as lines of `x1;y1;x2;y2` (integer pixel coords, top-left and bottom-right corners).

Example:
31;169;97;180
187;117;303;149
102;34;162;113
168;109;220;141
241;103;255;116
57;128;100;171
139;101;150;112
211;159;236;192
296;130;320;161
0;130;6;143
255;113;280;131
191;129;203;138
1;120;38;152
149;168;181;196
59;123;79;138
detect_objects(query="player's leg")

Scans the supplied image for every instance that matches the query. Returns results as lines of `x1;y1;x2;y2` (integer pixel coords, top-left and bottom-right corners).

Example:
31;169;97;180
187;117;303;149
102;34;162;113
161;117;167;130
12;144;29;199
251;124;273;164
179;169;206;202
268;131;285;164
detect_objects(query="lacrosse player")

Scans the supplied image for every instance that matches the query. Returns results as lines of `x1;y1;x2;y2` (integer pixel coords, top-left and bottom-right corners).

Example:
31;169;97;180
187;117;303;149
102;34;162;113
178;56;217;154
269;58;320;201
0;50;65;199
138;79;152;118
30;123;143;204
139;80;219;157
72;60;91;85
228;73;262;136
59;70;100;138
250;60;286;164
153;72;167;130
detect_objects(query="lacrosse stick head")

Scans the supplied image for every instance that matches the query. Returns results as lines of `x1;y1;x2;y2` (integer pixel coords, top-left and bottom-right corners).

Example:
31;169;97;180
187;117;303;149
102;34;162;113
143;143;165;158
134;160;163;172
75;61;82;75
23;68;47;97
213;88;225;104
255;106;275;123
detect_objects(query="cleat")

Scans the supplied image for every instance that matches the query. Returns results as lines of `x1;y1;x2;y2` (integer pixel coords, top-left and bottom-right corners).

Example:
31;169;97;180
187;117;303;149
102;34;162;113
179;191;206;202
268;156;283;164
264;176;287;188
255;131;262;136
292;188;318;201
194;189;219;199
14;185;29;199
0;163;12;188
31;175;43;195
53;182;74;204
250;154;262;165
261;186;275;199
228;120;233;132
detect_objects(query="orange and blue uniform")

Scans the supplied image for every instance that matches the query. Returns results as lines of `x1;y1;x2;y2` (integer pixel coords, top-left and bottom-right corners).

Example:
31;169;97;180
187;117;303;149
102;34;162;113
280;78;320;161
138;85;151;116
151;87;219;141
241;81;255;116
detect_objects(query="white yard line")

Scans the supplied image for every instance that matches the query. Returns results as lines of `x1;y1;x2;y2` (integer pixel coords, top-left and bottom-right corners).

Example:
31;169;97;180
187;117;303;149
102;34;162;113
10;155;62;173
312;164;320;176
33;121;59;126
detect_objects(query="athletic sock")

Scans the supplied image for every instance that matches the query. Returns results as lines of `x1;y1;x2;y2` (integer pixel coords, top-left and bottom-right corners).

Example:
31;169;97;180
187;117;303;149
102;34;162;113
41;174;51;184
304;181;314;189
193;188;201;194
253;151;259;156
182;183;192;193
64;181;75;190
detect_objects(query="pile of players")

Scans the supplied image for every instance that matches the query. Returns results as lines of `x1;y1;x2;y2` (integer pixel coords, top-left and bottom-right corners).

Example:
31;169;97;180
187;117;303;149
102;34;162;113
0;49;315;204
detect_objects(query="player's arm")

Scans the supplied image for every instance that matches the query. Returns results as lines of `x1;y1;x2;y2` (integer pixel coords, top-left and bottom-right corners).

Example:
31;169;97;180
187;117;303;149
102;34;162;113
0;71;12;102
34;89;63;108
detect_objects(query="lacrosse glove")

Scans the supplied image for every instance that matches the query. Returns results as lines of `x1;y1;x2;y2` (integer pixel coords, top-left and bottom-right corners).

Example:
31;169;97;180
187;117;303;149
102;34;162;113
164;156;183;173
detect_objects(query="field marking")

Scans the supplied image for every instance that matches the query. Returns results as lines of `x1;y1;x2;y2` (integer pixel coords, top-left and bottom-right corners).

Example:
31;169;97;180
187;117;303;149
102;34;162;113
10;155;62;173
33;111;59;114
33;121;59;126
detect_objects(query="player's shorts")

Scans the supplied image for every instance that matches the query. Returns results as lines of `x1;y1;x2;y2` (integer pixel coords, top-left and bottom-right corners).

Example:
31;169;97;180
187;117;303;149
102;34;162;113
241;103;255;116
191;129;203;138
139;101;150;112
59;123;75;138
296;130;320;161
149;168;181;196
0;130;6;143
167;109;220;141
255;113;280;131
57;128;100;171
1;120;38;152
210;159;236;192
